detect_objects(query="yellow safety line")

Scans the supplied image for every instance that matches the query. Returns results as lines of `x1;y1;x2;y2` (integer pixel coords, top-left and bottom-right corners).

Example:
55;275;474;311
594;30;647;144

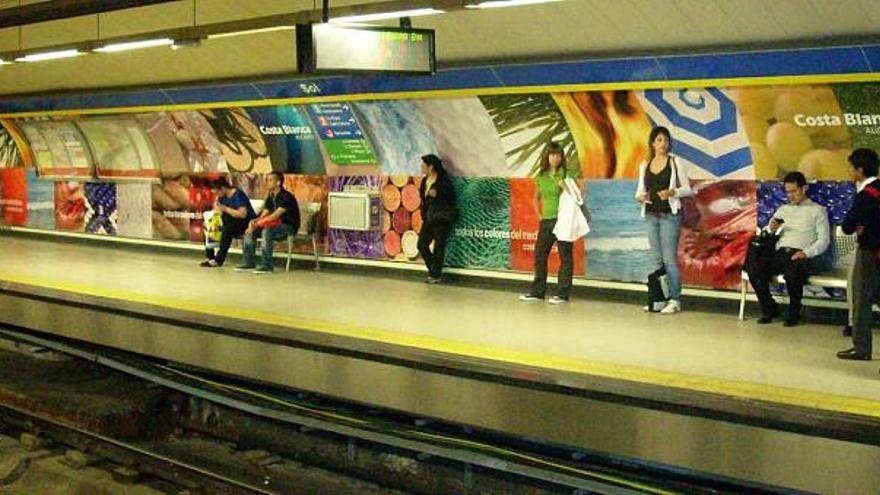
1;72;879;119
2;269;880;419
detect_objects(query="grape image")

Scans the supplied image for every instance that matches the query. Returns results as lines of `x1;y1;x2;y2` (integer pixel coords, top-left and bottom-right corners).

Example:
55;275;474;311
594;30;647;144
798;149;850;180
766;122;813;172
730;86;778;121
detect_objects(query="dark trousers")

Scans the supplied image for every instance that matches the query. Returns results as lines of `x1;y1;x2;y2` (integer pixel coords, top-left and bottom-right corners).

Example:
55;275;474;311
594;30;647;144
746;247;821;318
851;247;880;355
418;220;452;279
530;218;573;299
205;215;248;266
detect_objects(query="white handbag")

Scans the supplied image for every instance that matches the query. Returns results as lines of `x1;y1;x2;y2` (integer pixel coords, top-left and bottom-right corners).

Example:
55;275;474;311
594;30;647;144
553;178;589;242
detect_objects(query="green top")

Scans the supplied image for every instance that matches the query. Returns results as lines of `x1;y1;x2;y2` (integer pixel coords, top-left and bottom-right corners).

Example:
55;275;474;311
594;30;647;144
536;168;566;219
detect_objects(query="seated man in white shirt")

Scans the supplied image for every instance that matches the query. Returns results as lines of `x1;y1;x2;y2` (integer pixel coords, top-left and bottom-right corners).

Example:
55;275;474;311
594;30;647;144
746;171;831;327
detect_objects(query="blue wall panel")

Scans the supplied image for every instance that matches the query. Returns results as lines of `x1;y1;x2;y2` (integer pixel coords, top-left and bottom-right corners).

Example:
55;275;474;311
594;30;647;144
1;44;878;114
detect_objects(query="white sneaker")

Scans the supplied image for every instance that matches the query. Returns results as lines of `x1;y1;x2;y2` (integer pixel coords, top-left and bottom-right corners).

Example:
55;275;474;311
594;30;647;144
659;300;681;314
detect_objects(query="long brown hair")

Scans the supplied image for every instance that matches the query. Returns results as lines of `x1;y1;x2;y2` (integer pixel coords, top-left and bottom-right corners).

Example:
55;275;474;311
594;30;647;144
538;142;566;175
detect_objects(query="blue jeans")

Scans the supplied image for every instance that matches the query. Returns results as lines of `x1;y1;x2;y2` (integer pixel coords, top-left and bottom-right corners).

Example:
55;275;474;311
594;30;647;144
645;212;682;300
242;224;297;270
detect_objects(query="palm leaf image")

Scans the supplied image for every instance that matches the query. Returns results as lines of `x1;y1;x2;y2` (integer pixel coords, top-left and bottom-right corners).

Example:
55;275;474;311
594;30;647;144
479;94;578;177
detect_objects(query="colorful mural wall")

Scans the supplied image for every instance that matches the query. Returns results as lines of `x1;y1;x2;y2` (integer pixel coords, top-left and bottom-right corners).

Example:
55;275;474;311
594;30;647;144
1;81;876;292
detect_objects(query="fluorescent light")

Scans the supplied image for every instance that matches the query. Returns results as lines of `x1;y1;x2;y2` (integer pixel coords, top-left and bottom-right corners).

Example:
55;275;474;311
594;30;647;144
330;8;443;24
15;49;81;62
171;38;202;50
94;38;173;53
467;0;563;8
208;26;294;40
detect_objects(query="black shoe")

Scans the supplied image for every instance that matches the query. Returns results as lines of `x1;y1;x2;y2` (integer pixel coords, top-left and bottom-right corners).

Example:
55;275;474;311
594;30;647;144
757;305;780;324
843;325;853;337
837;348;872;361
426;276;442;284
783;316;799;327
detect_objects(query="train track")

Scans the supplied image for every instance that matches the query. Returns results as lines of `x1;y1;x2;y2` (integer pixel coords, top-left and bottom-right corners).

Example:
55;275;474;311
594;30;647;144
0;401;272;494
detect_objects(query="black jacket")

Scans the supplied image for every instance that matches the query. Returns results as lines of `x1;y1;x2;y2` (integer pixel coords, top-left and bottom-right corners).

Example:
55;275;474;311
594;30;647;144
419;173;457;224
842;179;880;250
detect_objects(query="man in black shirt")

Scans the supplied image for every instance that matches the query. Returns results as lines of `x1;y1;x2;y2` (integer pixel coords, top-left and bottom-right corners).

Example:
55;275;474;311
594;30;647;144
837;148;880;361
237;171;300;274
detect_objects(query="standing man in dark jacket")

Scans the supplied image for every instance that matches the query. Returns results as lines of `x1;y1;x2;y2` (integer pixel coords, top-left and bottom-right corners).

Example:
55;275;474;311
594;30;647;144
838;148;880;361
417;154;457;284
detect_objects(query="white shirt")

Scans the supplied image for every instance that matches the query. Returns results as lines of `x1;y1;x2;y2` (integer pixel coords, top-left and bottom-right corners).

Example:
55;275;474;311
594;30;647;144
857;176;877;193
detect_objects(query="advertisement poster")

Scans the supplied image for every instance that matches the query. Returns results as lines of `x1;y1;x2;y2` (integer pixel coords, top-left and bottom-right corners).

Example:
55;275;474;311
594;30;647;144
116;183;153;238
381;175;422;261
25;168;55;230
677;181;756;290
247;105;323;175
54;181;86;232
19;121;93;180
201;108;273;174
352;101;437;176
444;177;511;270
0;167;27;226
151;176;191;240
76;117;160;180
84;182;118;235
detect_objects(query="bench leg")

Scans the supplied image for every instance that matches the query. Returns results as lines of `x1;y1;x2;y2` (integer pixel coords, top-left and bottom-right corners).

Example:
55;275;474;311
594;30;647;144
286;236;293;272
312;235;320;271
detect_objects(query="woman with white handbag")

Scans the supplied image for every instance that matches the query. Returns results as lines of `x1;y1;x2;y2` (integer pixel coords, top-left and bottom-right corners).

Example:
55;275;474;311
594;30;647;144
520;142;587;305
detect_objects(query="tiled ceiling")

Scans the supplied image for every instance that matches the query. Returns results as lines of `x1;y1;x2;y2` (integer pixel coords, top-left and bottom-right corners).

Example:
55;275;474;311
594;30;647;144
0;0;878;97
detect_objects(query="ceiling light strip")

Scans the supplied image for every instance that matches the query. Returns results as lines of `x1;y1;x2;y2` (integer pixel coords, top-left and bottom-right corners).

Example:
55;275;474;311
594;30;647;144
15;49;82;62
329;8;444;24
94;38;173;53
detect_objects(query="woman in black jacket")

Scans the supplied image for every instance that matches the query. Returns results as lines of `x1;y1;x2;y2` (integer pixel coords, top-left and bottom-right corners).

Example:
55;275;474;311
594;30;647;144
417;154;457;284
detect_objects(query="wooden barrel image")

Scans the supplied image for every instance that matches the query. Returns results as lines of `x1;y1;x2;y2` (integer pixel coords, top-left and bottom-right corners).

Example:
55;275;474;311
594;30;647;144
392;207;411;234
382;183;401;212
401;183;421;212
411;209;423;234
401;230;420;259
384;230;401;257
390;175;409;188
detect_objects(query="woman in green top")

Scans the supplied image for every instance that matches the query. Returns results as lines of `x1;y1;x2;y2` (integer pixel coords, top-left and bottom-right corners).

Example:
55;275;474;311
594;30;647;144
520;142;573;304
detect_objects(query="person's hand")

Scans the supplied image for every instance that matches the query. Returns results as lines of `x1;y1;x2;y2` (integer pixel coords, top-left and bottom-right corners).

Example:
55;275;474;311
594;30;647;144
427;189;437;198
657;188;675;200
790;250;806;261
856;226;865;236
637;193;652;204
768;218;781;232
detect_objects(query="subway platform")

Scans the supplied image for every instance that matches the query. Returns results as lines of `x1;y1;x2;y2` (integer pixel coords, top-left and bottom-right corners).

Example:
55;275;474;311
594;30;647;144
0;233;879;493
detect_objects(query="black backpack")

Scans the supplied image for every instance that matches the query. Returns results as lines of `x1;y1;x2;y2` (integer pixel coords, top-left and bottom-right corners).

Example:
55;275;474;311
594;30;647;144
646;266;669;312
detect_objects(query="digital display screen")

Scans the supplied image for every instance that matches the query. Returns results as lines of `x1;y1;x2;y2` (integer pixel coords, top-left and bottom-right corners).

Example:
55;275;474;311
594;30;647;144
298;24;435;74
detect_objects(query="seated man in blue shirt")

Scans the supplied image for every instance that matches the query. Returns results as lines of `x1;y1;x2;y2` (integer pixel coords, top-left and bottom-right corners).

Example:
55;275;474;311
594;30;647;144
201;178;256;267
746;171;830;327
237;171;300;274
